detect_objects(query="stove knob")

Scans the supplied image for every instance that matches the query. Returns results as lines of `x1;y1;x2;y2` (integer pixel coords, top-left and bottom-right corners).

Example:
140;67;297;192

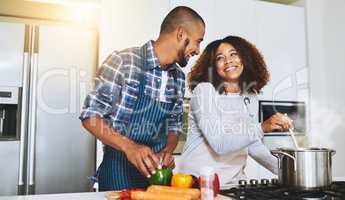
261;178;269;185
249;179;258;186
238;179;247;187
271;178;279;185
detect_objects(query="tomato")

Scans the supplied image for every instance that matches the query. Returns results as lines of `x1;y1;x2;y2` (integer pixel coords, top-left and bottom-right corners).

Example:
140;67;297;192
171;173;193;188
120;189;131;200
120;188;144;200
191;175;200;188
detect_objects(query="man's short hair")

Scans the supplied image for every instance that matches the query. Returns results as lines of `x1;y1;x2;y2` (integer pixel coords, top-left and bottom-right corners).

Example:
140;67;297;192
160;6;205;35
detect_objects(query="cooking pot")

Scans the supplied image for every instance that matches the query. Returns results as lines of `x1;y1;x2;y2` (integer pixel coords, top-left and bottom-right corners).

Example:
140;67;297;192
271;147;336;190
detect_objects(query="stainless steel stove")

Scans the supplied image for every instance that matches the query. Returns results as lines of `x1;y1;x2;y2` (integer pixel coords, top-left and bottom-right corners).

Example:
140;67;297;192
220;179;345;200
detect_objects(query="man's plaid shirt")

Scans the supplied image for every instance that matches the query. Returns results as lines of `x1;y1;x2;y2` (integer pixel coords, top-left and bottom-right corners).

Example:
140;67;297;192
79;41;185;134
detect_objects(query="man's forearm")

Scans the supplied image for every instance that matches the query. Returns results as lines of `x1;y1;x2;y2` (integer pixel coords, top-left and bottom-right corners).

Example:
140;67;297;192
161;132;179;153
82;117;134;152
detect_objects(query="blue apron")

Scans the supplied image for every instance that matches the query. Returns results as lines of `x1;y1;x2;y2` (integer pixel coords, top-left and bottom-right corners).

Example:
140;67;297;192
97;74;175;191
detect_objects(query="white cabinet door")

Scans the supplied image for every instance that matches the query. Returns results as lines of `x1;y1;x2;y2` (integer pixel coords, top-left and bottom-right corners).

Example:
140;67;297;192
0;22;25;87
215;0;256;43
254;2;307;101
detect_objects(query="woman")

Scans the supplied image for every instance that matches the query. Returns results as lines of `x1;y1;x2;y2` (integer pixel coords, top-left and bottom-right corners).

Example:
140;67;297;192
179;36;293;186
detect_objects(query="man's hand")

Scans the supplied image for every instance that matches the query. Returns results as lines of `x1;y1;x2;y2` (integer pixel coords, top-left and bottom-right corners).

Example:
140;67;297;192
123;142;161;178
156;150;175;169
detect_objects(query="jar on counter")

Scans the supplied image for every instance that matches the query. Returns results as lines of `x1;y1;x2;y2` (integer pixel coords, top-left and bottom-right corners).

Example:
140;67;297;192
200;167;214;200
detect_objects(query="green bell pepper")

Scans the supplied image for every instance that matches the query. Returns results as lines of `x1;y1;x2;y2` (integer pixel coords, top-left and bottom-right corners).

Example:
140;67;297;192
148;168;173;186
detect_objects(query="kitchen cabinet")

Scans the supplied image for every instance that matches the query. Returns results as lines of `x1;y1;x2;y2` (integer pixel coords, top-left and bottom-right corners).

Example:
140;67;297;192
214;0;256;43
254;1;308;102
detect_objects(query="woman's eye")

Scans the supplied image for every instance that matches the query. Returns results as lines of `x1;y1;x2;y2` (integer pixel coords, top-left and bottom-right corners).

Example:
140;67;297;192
230;52;238;57
216;56;225;61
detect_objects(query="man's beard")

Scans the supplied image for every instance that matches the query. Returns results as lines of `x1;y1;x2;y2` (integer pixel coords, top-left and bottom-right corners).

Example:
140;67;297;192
177;38;190;68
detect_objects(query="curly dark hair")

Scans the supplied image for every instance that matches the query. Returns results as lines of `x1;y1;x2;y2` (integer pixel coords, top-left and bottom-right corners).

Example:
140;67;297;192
188;36;270;94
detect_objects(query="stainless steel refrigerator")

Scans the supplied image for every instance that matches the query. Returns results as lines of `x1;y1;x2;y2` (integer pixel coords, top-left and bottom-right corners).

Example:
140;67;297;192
0;21;96;195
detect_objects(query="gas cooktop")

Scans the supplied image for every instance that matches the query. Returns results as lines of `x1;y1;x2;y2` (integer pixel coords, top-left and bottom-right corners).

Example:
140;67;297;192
220;179;345;200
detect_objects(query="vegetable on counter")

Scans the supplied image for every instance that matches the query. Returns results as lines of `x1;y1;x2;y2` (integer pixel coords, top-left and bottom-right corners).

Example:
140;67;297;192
148;168;173;186
109;171;217;199
147;185;200;200
119;188;145;200
171;173;193;188
191;175;199;188
131;191;192;200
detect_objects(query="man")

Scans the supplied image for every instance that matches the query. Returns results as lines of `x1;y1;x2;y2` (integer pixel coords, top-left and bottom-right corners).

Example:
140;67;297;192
80;6;205;190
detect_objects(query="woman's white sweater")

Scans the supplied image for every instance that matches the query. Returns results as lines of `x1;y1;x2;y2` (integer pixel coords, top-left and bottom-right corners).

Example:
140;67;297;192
179;83;278;186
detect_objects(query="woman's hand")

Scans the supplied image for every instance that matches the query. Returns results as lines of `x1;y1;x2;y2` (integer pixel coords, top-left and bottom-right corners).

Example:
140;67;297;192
123;142;161;178
261;112;293;133
156;150;175;169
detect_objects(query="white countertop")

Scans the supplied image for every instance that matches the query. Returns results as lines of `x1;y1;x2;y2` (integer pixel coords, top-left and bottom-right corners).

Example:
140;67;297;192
0;192;231;200
0;192;106;200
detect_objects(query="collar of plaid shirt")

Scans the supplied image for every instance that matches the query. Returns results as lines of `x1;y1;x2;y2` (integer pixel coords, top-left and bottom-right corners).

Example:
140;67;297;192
143;40;179;72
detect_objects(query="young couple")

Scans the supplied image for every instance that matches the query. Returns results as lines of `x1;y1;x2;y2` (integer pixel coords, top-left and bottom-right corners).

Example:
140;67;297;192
80;6;292;190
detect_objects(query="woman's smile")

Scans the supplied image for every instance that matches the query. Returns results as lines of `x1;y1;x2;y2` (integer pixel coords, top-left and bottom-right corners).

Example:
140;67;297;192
224;65;239;72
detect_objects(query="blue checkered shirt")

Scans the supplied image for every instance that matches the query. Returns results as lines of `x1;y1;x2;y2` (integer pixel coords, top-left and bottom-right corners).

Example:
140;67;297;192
79;41;185;134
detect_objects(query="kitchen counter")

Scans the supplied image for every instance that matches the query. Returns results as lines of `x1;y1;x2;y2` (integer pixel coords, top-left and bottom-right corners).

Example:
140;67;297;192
0;192;231;200
5;177;344;200
2;177;344;200
0;192;105;200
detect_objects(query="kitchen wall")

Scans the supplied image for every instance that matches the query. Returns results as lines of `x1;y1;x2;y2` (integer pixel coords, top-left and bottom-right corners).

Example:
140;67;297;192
305;0;345;178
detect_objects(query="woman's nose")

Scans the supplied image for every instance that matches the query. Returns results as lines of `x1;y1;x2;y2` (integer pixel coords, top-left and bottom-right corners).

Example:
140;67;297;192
225;57;232;65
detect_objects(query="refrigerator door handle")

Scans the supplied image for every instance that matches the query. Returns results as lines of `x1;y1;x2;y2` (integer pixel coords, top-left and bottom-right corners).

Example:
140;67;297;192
18;24;31;195
18;52;30;195
26;25;39;195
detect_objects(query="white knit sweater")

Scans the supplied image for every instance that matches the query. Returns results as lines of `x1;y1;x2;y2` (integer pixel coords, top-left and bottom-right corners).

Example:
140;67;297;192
179;83;278;186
